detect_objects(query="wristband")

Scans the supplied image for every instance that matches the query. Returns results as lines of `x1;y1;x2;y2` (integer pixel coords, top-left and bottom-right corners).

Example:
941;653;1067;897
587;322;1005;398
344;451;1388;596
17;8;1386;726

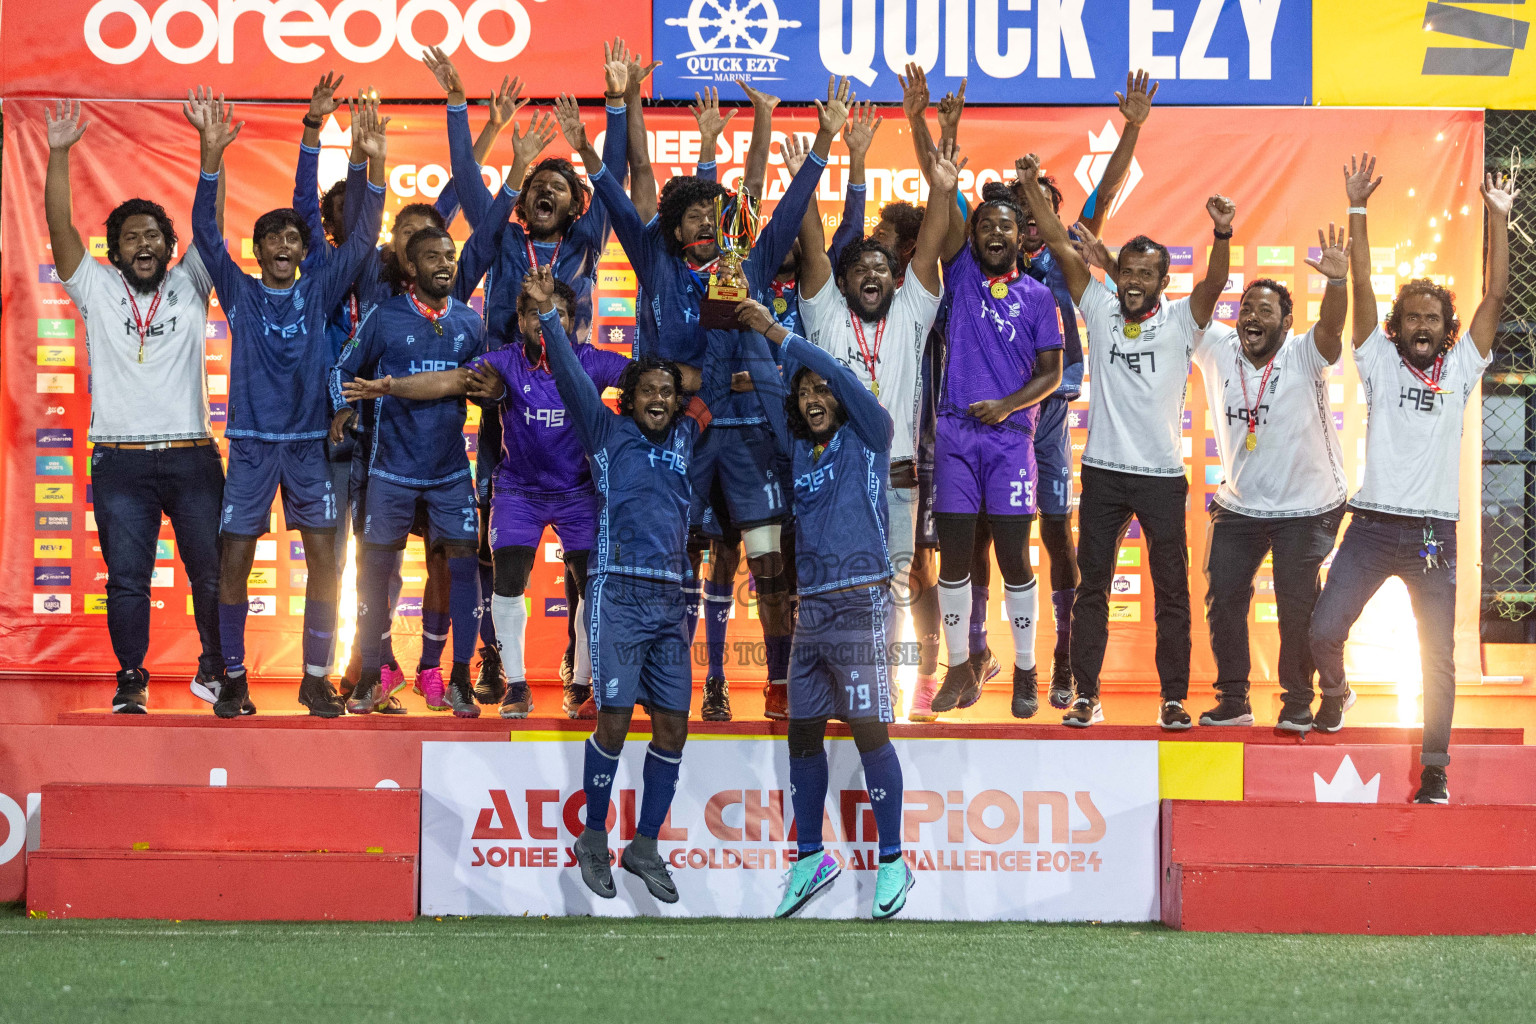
1326;276;1348;286
603;92;625;101
1348;206;1368;215
1213;227;1234;240
302;114;323;129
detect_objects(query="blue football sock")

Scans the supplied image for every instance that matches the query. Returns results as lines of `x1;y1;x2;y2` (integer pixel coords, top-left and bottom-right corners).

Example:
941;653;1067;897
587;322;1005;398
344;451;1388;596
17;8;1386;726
969;585;990;657
477;560;496;647
356;546;396;674
789;751;829;856
703;579;732;678
447;555;481;666
1052;588;1075;662
301;599;336;677
420;607;449;670
859;741;905;859
218;601;247;677
583;736;622;831
637;743;683;839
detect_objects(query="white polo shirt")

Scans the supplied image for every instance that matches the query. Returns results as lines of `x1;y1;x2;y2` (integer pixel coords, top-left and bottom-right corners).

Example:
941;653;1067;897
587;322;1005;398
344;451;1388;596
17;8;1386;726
797;271;940;465
1078;286;1198;477
1193;324;1347;518
1351;327;1490;520
63;251;214;443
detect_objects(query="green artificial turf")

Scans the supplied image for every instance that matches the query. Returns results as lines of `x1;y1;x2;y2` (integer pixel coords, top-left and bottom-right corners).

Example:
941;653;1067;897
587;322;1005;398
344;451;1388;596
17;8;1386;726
1;915;1532;1023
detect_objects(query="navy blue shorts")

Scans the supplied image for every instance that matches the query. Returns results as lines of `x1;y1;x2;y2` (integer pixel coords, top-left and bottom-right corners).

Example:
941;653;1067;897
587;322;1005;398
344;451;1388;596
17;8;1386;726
361;475;479;550
1035;395;1074;518
221;438;337;537
788;585;895;723
689;423;790;531
587;573;692;716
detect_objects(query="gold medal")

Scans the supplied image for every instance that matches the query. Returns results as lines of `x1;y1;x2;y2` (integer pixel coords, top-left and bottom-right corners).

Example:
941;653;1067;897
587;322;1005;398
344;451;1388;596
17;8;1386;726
872;380;880;397
773;297;788;315
990;281;1008;299
1123;321;1142;339
1245;433;1257;452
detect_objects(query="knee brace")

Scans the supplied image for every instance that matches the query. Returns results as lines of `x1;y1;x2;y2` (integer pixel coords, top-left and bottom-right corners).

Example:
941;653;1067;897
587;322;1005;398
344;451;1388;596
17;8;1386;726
742;523;782;561
787;717;828;759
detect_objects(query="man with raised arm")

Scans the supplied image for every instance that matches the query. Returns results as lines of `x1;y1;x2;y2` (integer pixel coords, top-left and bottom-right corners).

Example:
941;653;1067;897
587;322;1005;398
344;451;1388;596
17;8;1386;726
1015;154;1233;730
45;99;226;715
1192;227;1351;731
1310;157;1516;804
189;90;385;719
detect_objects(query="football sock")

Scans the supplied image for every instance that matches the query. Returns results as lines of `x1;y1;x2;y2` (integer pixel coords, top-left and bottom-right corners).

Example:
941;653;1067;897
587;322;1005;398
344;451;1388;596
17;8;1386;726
637;743;683;839
859;741;905;859
703;578;732;678
1005;580;1040;670
582;736;622;831
683;581;702;649
572;598;592;686
218;601;248;678
419;607;449;671
490;594;527;682
446;555;481;665
938;577;970;668
789;750;830;856
301;598;336;677
477;561;496;647
969;585;990;657
355;546;396;674
1052;587;1075;662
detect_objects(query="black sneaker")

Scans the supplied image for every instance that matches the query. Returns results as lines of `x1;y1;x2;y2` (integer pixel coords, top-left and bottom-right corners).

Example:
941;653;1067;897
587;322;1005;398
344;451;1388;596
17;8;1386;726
297;673;343;718
448;664;480;719
1199;698;1255;727
473;645;507;705
968;647;1002;686
499;679;533;720
573;827;615;898
190;669;220;705
930;662;978;713
1159;699;1193;731
1063;695;1102;728
1276;702;1314;734
701;676;732;722
563;681;592;719
1413;765;1449;805
214;673;249;719
621;836;680;903
559;650;575;687
1048;655;1074;709
1313;688;1355;733
1010;666;1039;719
112;668;149;714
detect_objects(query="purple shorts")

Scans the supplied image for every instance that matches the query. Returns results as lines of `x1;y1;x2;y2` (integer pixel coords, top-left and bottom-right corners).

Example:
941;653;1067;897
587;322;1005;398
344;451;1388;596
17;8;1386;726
489;490;599;552
933;415;1038;517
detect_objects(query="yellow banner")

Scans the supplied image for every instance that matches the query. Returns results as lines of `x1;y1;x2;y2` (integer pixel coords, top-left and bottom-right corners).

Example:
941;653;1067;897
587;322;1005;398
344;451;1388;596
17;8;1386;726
1315;1;1535;107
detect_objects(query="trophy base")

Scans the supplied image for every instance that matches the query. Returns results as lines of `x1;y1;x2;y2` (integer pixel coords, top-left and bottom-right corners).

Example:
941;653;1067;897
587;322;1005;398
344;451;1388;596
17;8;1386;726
699;292;749;331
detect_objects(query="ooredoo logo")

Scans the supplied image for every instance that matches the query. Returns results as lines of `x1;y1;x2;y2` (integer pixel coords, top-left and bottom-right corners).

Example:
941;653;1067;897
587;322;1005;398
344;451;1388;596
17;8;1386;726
83;0;534;66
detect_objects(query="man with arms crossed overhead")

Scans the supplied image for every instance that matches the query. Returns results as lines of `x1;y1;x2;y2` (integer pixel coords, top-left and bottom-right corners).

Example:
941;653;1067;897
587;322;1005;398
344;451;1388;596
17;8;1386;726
1311;157;1516;803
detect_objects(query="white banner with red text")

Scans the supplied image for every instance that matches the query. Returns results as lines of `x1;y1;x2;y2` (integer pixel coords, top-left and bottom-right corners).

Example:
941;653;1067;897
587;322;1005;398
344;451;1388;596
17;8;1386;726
420;738;1160;920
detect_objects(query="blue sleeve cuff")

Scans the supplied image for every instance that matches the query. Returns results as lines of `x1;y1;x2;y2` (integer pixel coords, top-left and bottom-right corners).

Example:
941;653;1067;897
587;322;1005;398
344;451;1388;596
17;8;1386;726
696;161;717;170
605;104;626;115
366;181;385;195
299;143;320;155
501;184;520;199
348;161;367;171
447;103;468;112
199;170;220;182
538;308;561;321
589;165;609;182
846;182;866;191
806;152;827;168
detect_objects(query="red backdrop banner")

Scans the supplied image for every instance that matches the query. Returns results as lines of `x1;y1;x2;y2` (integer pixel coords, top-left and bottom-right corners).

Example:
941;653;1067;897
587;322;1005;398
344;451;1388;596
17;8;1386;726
0;98;1486;686
0;0;651;100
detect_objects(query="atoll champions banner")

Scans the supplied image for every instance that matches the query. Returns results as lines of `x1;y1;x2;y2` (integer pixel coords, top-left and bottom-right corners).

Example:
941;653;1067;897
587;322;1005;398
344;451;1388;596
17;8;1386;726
0;99;1485;685
420;738;1161;919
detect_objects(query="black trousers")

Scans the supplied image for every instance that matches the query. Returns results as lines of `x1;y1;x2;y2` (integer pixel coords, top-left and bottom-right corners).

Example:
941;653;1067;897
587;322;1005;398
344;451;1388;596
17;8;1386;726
1203;502;1344;705
1071;466;1189;700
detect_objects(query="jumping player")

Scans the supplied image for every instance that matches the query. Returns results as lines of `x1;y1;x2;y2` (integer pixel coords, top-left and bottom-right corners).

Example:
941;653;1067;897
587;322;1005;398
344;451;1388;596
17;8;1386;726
188;90;385;719
740;296;918;918
1311;158;1515;803
329;227;488;716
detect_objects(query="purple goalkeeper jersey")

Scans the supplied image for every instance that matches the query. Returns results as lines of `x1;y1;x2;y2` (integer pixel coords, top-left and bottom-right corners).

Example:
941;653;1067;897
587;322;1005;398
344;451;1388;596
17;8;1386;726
472;343;630;496
940;245;1064;432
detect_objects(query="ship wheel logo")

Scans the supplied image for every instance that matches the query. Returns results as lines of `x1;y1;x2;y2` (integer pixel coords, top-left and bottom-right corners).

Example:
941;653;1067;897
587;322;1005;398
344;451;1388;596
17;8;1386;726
665;0;802;58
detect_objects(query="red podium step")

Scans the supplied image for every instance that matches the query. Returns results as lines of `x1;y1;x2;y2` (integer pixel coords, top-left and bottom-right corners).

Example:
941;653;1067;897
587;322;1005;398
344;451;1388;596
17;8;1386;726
27;783;419;921
1161;800;1536;934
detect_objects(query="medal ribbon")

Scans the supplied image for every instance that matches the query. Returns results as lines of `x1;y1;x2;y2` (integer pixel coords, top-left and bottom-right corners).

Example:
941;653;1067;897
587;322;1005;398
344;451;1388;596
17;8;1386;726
1402;354;1447;394
526;237;560;274
409;289;449;335
850;315;885;392
122;275;164;364
1236;350;1278;451
985;268;1020;296
347;292;361;340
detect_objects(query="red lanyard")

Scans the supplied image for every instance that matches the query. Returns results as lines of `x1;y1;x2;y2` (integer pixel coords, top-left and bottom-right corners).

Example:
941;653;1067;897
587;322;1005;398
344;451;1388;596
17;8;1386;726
1237;351;1278;452
1402;355;1448;394
526;237;559;272
985;268;1020;299
1121;302;1160;338
409;290;448;335
122;275;164;364
851;315;885;396
347;292;361;340
770;278;794;317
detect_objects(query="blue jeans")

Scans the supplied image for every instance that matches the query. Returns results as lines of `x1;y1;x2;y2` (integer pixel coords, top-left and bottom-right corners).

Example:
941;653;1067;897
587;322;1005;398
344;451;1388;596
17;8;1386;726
1310;512;1457;767
91;443;224;676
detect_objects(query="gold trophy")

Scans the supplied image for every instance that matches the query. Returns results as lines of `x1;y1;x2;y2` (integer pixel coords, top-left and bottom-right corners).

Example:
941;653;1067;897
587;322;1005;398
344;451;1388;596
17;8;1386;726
698;190;760;330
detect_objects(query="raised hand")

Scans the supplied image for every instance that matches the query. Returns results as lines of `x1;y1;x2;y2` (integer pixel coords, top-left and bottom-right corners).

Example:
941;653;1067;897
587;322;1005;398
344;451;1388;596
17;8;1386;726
1115;69;1158;127
1071;220;1115;272
781;133;810;176
1207;194;1236;232
603;37;630;97
45;99;89;150
843;100;883;161
1343;152;1381;207
690;87;737;141
350;93;388;161
309;72;345;120
625;52;662;101
512;111;559;165
734;298;778;336
524;264;556;305
928;137;966;193
422;45;465;103
898;62;930;120
815;75;853;136
1014;152;1042;187
341;376;393;402
936;80;966;137
487;75;528;129
553;94;587;150
737;78;781;115
1482;170;1519;220
1304;223;1350;279
187;88;243;153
